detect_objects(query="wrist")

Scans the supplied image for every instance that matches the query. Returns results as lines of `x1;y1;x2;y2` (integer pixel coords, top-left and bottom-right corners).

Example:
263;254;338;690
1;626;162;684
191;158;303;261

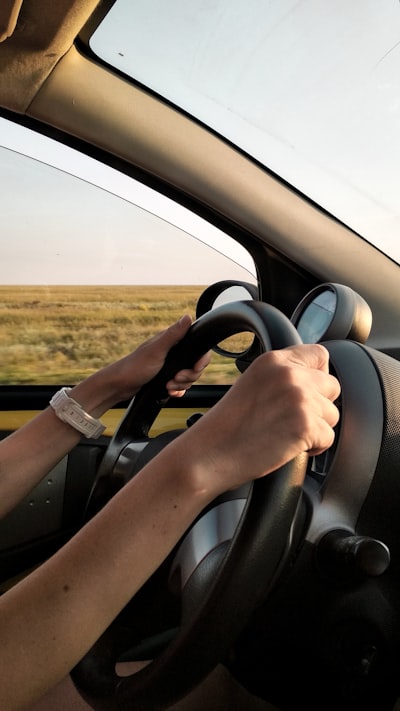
49;388;106;439
166;432;223;506
69;368;123;418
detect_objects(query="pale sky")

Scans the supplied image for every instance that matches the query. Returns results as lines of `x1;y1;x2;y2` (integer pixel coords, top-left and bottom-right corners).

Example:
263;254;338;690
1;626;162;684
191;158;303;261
0;119;256;285
92;0;400;264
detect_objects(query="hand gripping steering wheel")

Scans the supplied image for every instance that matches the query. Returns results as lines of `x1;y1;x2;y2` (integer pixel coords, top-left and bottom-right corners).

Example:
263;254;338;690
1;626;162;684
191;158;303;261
71;300;307;711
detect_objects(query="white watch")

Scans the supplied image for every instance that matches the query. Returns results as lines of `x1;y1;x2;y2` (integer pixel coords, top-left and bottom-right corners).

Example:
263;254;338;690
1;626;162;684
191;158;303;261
49;387;106;439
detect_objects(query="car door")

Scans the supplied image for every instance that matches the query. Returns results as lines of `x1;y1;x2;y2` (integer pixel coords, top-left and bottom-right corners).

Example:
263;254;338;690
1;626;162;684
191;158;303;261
0;120;257;591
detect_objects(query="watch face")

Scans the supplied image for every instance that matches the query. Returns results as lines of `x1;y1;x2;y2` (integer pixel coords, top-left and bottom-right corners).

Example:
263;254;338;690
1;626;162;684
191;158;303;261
296;289;337;343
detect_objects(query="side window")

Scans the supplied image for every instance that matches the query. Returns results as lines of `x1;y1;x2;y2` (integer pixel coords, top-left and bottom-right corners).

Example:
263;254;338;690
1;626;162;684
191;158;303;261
0;126;256;387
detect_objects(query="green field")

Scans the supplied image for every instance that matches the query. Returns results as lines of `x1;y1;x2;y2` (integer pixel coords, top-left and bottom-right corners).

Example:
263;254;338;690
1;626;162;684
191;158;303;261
0;286;248;385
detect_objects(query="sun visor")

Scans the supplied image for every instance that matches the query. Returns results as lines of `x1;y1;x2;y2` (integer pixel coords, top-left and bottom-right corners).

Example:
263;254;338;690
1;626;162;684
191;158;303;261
0;0;23;42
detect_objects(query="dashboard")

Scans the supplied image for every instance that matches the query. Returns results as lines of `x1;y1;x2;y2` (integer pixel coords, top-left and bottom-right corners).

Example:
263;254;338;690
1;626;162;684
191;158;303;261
180;278;398;597
70;282;400;711
290;282;372;345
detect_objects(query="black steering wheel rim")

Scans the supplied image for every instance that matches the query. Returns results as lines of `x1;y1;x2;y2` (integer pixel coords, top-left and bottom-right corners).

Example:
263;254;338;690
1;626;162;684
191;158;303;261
71;300;308;711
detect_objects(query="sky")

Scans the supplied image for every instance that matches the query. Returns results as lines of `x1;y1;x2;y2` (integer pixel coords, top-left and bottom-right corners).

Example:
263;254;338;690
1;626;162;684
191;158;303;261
92;0;400;263
0;119;256;285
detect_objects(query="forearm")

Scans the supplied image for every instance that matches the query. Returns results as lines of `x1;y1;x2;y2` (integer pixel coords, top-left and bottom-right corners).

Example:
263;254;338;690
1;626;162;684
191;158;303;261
0;343;341;710
0;316;205;518
0;371;122;518
0;440;210;711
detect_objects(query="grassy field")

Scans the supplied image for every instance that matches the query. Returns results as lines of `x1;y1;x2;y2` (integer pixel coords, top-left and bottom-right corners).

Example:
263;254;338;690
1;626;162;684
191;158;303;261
0;285;249;385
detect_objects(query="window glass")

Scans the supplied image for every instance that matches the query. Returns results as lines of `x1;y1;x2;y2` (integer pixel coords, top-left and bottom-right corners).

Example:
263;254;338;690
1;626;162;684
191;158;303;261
90;0;400;263
0;126;256;386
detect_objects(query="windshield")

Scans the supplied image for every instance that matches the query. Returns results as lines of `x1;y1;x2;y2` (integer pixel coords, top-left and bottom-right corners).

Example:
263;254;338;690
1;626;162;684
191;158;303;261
90;0;400;264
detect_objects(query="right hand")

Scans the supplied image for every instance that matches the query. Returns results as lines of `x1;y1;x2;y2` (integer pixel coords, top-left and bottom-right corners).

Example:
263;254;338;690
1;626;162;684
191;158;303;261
183;343;340;497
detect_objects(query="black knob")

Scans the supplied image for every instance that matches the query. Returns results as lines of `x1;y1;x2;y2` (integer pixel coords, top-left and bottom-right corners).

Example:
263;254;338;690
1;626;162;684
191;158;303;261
318;529;390;579
186;412;204;427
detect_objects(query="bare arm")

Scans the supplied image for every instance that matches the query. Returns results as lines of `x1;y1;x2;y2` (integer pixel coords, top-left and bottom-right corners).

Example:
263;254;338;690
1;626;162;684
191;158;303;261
0;343;340;711
0;315;210;518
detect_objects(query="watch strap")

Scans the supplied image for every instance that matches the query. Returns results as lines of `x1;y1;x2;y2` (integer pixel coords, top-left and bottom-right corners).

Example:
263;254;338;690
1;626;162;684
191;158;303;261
49;387;106;439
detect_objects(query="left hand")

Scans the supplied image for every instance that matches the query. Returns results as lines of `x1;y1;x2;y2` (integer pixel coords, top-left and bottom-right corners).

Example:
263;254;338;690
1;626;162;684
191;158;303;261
106;315;211;402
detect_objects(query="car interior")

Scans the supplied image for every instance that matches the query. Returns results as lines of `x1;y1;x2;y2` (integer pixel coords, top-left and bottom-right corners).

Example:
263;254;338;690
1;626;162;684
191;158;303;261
1;1;400;710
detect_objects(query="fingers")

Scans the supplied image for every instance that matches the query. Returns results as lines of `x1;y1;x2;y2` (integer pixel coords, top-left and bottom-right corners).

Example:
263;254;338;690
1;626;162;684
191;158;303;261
303;396;340;456
276;344;340;400
158;314;193;350
167;351;211;396
282;342;330;373
162;316;211;396
275;345;340;456
235;345;341;462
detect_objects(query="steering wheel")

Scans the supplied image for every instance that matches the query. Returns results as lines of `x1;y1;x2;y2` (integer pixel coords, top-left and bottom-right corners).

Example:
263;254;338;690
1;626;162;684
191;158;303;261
71;300;307;711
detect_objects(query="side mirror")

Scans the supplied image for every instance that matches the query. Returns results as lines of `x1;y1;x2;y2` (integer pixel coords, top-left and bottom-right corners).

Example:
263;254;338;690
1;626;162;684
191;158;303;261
196;281;259;359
